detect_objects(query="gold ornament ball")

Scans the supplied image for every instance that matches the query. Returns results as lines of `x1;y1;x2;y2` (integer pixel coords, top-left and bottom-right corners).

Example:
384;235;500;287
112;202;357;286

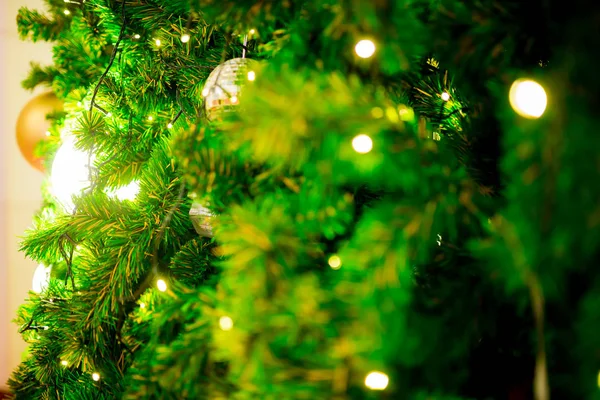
16;91;63;172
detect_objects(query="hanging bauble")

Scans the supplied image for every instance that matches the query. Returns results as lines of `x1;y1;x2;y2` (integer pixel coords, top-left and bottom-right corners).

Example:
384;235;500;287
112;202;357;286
202;58;256;120
189;200;215;238
16;91;63;172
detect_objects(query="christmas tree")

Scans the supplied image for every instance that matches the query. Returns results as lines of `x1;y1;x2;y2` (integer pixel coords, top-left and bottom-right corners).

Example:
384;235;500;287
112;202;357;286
8;0;600;398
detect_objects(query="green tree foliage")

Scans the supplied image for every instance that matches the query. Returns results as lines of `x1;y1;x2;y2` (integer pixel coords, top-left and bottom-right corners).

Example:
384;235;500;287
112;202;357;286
9;0;600;399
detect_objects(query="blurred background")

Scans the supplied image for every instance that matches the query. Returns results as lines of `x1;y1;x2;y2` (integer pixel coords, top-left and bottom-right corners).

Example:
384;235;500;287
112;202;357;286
0;0;52;391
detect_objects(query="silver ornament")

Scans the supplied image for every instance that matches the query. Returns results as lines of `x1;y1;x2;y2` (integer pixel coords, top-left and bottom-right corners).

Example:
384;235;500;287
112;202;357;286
202;58;255;120
189;200;215;237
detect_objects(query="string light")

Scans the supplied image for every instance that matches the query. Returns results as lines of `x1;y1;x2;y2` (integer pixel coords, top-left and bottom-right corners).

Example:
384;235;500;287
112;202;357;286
181;34;190;43
61;360;68;366
92;372;100;382
352;134;373;154
50;136;93;213
155;39;161;46
230;95;238;104
249;29;256;35
247;71;256;81
328;255;342;270
139;302;146;309
147;116;154;121
167;123;173;129
219;316;234;331
441;91;450;101
32;264;51;293
64;9;71;15
509;78;547;119
107;180;140;201
365;371;389;390
133;34;141;39
157;279;167;292
354;39;376;59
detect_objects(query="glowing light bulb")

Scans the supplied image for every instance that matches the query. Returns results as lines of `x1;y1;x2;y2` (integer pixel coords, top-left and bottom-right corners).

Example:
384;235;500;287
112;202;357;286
139;302;146;309
107;180;140;201
147;116;153;121
441;91;450;101
167;123;173;129
61;360;68;366
92;372;100;381
157;279;167;292
509;79;547;119
45;131;51;137
219;316;233;331
181;34;190;43
249;29;256;35
352;134;373;154
328;255;342;270
133;34;141;39
32;264;52;293
50;137;92;213
230;95;238;104
247;71;256;81
155;39;161;46
64;9;71;15
365;371;389;390
354;39;376;59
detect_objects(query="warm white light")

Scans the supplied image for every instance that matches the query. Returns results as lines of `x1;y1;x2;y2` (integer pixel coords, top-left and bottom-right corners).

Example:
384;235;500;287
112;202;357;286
61;360;68;366
157;279;167;292
352;134;373;154
148;116;153;121
247;71;256;81
92;372;100;382
167;123;173;129
328;255;342;270
108;180;140;201
441;91;450;101
219;316;234;331
509;79;547;119
139;302;146;309
50;137;92;213
355;39;376;59
230;95;238;104
181;34;190;43
45;130;51;137
249;29;256;35
155;39;161;46
133;34;141;39
365;371;389;390
64;9;71;15
32;264;52;293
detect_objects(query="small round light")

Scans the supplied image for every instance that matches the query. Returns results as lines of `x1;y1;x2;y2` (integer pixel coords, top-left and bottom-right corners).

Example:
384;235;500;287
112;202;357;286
133;34;141;39
155;39;161;47
352;134;373;154
139;302;146;309
441;91;450;101
247;71;256;81
354;39;376;59
61;360;68;366
365;371;389;390
42;326;49;330
64;9;71;15
328;255;342;270
219;316;234;331
509;78;547;119
45;130;51;137
181;34;190;43
249;29;256;35
167;123;173;129
157;279;167;292
230;95;238;104
92;372;100;382
147;116;153;121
